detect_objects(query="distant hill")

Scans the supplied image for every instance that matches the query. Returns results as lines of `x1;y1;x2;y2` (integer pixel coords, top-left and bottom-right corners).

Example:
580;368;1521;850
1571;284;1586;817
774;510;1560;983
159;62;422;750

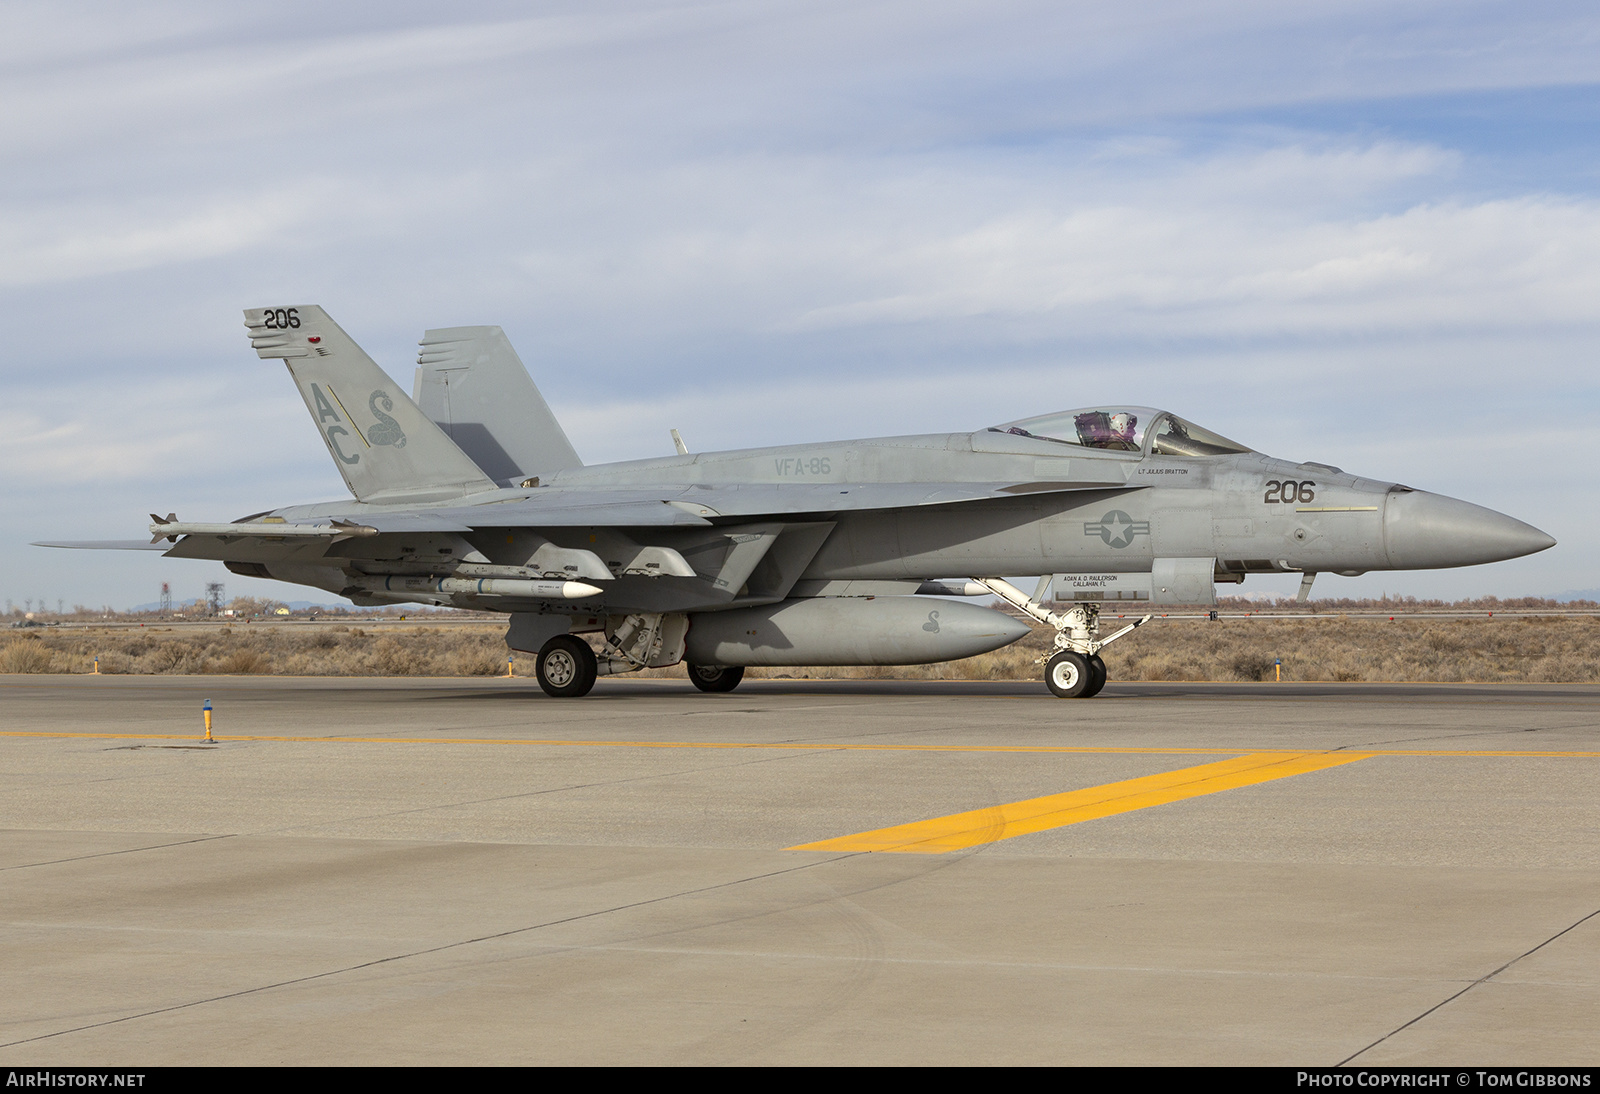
127;597;205;612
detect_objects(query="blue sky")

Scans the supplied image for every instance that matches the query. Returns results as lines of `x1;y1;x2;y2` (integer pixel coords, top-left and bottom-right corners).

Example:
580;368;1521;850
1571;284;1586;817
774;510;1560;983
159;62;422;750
5;1;1598;609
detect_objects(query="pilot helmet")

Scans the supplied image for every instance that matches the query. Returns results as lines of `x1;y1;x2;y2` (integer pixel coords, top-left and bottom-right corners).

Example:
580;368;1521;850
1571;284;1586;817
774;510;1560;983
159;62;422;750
1108;412;1135;436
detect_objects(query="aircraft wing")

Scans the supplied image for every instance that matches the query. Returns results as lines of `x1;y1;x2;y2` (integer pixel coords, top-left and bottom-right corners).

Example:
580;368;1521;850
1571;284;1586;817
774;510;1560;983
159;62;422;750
103;495;719;564
34;478;1137;568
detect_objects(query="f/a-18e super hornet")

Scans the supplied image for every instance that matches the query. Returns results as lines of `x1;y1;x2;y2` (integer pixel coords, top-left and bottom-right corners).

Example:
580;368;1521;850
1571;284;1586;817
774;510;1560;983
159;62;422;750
41;305;1556;698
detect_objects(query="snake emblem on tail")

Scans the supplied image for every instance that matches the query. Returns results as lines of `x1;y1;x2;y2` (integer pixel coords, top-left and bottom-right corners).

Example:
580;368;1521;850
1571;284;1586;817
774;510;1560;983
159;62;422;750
368;390;407;448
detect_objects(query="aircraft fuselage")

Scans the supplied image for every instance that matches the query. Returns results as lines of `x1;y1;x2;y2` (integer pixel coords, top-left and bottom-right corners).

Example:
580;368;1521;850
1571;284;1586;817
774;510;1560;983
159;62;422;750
259;429;1544;596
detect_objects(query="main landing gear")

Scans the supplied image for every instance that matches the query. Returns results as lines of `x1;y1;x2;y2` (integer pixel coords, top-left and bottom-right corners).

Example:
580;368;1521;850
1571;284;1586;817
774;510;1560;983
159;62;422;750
976;579;1148;699
533;614;715;698
536;635;598;698
535;636;745;698
687;664;744;693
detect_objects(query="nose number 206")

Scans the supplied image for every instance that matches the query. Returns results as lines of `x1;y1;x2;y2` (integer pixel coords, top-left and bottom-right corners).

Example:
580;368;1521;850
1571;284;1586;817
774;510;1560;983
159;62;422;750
1264;480;1315;504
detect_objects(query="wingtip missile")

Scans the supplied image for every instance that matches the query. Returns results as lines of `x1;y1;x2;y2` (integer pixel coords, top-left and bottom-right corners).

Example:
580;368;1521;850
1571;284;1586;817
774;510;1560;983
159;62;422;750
146;516;379;541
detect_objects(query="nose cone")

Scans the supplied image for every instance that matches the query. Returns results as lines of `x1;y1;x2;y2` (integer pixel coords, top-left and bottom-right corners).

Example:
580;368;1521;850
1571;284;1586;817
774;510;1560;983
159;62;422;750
1384;490;1556;569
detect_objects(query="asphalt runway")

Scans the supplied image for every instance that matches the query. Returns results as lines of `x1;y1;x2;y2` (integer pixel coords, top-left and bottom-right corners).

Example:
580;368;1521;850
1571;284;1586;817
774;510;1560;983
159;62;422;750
1;674;1596;1065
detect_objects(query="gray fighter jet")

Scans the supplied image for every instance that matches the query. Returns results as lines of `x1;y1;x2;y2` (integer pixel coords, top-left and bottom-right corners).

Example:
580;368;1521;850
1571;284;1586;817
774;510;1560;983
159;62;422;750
40;305;1556;698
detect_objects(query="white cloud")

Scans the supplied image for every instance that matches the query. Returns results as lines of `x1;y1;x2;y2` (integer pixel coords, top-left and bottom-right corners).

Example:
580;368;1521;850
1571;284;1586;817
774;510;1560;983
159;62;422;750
0;185;330;287
484;141;1600;357
791;193;1600;338
0;377;317;487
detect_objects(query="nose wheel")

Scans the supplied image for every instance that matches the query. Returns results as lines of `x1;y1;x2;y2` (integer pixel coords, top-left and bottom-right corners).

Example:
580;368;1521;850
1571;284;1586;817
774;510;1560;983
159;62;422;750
1085;654;1106;698
1045;651;1107;698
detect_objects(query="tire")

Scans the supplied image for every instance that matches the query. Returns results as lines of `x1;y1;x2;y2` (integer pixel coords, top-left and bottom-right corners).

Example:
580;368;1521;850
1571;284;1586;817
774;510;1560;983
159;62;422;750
536;635;598;698
687;664;744;693
1044;650;1093;698
1083;655;1107;698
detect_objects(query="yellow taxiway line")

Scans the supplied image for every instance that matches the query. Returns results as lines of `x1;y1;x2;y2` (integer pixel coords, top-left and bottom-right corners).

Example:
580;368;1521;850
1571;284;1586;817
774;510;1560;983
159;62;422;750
4;731;1590;854
789;751;1376;853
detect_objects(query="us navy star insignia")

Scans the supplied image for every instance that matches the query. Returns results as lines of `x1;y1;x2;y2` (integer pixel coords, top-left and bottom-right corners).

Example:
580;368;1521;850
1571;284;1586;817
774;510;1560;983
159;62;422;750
1084;510;1150;548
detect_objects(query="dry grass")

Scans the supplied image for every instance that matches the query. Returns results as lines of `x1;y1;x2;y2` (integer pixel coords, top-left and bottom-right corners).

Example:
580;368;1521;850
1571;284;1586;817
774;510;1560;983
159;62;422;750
0;624;508;678
4;615;1598;683
0;640;60;674
1097;616;1600;683
723;615;1600;684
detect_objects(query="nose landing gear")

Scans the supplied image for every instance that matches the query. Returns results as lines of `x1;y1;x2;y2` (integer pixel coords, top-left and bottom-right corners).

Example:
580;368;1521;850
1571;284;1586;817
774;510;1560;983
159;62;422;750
977;579;1146;699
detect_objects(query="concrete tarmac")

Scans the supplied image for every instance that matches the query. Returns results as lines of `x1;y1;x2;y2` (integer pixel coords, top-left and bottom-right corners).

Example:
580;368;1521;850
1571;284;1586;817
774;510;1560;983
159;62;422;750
1;675;1596;1065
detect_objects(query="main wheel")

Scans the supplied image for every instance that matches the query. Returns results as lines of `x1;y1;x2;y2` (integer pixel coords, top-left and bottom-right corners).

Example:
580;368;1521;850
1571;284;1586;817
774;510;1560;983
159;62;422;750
1083;655;1107;698
687;664;744;693
536;635;598;698
1044;650;1093;698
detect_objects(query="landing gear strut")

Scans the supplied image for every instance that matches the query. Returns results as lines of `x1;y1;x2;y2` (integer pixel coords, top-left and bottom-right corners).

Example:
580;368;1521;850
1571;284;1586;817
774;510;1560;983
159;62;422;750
977;579;1147;699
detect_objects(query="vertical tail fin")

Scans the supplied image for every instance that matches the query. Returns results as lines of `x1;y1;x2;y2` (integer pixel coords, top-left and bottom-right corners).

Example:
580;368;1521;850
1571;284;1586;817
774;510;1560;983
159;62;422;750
244;306;497;502
413;326;583;486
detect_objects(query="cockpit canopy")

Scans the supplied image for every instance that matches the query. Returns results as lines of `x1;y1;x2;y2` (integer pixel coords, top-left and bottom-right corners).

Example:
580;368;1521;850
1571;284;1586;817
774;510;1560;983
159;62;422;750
986;407;1252;457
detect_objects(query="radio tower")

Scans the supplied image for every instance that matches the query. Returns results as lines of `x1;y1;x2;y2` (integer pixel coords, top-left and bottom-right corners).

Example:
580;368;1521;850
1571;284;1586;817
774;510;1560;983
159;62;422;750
159;583;171;618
